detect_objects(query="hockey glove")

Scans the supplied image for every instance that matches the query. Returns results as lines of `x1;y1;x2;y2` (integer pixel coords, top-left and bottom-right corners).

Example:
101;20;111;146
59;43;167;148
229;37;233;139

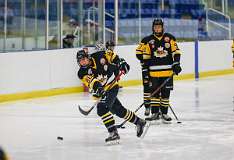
141;64;149;83
172;62;182;75
119;58;130;74
92;82;105;98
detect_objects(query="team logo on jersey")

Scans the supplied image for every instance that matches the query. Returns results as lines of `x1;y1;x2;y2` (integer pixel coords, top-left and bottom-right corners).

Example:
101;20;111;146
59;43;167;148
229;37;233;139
149;39;155;44
165;43;170;48
154;46;168;58
149;39;155;49
164;36;170;42
100;58;106;65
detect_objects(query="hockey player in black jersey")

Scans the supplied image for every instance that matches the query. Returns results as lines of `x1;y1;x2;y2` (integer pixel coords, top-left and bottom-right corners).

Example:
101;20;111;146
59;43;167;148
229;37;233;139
136;18;182;124
77;44;147;144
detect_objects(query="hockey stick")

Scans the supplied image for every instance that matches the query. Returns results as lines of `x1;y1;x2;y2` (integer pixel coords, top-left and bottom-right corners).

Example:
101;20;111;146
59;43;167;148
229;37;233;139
78;71;124;116
116;73;174;129
169;105;182;124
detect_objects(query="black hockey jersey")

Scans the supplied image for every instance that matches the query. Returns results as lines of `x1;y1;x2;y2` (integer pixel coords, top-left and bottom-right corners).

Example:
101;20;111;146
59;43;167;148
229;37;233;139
78;50;120;92
136;33;181;77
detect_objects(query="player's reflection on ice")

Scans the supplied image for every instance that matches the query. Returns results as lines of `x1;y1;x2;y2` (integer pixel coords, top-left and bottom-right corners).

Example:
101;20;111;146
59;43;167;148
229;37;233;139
194;83;200;111
233;96;234;112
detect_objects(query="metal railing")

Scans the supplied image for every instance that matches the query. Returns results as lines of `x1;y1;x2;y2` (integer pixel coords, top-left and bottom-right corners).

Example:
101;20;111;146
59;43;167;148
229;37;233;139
206;8;231;39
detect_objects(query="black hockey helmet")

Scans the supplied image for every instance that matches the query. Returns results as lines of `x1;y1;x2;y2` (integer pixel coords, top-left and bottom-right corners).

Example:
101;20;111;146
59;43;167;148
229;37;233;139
76;49;90;67
152;18;164;36
105;40;115;51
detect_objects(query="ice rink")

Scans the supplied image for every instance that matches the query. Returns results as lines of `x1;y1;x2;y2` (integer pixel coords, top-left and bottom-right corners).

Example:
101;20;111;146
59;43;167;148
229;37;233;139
0;75;234;160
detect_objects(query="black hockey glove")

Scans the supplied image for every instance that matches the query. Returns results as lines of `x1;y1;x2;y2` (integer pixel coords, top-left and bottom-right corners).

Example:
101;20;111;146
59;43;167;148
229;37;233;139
141;64;149;81
92;81;105;98
92;86;105;98
119;58;130;74
172;62;182;75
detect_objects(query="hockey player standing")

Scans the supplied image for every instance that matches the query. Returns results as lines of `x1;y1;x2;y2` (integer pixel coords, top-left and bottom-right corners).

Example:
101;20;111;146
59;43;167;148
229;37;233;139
136;19;182;123
77;42;147;144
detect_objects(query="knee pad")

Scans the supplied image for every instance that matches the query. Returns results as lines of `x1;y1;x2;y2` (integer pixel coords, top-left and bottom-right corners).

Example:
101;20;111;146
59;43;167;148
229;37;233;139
113;105;127;118
97;103;108;117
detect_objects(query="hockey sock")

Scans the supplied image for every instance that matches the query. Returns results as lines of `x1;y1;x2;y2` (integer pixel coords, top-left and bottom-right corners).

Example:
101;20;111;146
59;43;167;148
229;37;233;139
101;111;116;132
160;98;169;114
150;98;160;113
144;92;151;108
123;109;139;125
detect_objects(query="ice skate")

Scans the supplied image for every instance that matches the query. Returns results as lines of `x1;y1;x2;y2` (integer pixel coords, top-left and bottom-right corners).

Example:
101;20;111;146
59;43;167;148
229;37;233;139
161;114;172;124
145;112;160;125
105;130;120;145
136;119;147;137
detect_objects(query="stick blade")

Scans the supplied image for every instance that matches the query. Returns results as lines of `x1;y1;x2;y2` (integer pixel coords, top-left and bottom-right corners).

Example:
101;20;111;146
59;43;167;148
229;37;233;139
78;105;90;116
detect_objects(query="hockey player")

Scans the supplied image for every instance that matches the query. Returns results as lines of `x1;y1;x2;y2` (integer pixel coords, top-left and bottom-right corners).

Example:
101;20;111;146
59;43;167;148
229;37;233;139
105;40;115;51
77;47;147;144
136;18;182;123
0;147;8;160
232;39;234;68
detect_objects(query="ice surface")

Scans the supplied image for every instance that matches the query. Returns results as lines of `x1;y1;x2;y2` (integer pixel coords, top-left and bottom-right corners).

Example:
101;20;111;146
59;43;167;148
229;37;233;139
0;75;234;160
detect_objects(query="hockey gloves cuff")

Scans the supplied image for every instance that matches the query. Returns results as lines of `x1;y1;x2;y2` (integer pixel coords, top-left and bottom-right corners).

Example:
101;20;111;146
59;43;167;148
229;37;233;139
172;62;182;75
119;58;130;74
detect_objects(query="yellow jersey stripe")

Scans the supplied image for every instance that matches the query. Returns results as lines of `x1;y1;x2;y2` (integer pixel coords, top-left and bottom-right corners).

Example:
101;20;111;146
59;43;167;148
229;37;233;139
150;70;173;77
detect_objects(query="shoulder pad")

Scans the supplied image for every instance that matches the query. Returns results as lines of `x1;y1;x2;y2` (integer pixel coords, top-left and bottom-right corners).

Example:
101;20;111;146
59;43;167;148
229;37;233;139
164;33;176;41
141;35;153;44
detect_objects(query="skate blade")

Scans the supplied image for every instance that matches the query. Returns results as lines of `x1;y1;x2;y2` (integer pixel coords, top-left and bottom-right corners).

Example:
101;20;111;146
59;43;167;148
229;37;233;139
140;121;151;139
161;119;172;124
106;139;120;146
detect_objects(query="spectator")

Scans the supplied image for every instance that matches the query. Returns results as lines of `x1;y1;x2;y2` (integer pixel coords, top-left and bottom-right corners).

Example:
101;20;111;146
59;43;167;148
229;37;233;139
49;35;59;49
63;34;76;48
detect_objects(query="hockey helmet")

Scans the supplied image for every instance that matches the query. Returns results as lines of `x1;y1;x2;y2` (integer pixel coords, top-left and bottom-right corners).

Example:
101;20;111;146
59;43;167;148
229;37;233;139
105;40;115;51
152;18;164;36
76;49;90;67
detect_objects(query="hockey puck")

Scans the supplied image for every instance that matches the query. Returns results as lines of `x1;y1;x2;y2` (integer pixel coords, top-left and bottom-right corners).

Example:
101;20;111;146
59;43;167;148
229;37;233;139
177;121;182;124
57;136;63;140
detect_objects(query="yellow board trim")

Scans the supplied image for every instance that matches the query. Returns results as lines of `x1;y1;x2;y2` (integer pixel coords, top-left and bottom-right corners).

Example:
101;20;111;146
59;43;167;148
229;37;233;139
0;86;83;103
199;69;234;78
0;69;233;103
174;73;195;80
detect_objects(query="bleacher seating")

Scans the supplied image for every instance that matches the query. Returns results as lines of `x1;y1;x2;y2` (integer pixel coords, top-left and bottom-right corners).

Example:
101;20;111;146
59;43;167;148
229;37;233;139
104;0;205;20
